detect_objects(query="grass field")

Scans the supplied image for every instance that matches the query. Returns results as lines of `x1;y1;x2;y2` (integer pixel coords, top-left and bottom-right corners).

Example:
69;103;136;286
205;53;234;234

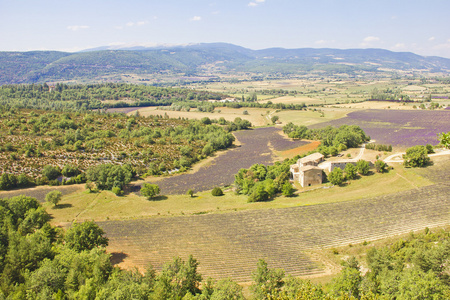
46;157;437;226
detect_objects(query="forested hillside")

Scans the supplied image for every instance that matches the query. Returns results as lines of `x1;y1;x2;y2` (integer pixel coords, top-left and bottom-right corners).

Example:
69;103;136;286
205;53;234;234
1;43;450;84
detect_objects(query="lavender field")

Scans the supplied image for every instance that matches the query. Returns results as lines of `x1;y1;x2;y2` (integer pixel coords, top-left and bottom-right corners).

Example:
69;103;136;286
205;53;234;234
136;127;307;194
311;109;449;147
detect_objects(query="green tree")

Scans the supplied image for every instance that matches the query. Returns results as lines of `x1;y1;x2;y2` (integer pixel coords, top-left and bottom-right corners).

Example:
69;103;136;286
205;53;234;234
375;160;388;173
42;165;61;180
61;164;80;177
187;189;194;198
403;145;430;168
0;173;18;190
438;131;450;149
356;160;370;175
86;164;132;190
281;181;294;197
271;115;279;124
154;255;202;299
45;190;62;207
64;221;109;252
140;183;160;200
250;259;285;300
344;163;357;180
328;168;344;185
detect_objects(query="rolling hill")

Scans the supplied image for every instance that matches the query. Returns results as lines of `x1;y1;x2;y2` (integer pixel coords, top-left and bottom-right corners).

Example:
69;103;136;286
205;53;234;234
1;43;449;84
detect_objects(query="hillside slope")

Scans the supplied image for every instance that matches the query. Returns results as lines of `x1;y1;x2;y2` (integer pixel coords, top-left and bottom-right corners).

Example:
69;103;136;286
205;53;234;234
1;43;449;84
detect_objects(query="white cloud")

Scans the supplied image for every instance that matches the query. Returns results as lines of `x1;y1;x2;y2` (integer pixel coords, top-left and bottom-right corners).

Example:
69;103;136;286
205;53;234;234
315;40;326;45
360;36;381;47
363;36;380;43
67;25;89;31
393;43;406;50
248;0;265;7
428;36;435;41
190;16;202;21
137;21;149;26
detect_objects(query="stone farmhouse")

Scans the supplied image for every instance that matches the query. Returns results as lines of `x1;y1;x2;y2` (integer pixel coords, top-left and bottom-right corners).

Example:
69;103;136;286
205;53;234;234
290;153;361;187
290;153;324;187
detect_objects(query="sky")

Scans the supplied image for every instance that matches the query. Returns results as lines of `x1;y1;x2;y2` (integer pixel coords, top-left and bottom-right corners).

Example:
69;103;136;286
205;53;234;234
1;0;450;58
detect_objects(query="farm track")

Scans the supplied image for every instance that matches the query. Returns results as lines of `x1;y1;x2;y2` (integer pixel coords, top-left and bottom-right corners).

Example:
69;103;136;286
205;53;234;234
100;179;450;282
135;127;307;195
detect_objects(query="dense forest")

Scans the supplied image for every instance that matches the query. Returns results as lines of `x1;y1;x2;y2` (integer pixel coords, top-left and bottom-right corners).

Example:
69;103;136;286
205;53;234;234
0;195;448;299
0;83;226;111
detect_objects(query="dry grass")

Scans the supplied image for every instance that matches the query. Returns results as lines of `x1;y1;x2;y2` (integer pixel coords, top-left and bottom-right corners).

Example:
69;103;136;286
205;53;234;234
135;106;271;127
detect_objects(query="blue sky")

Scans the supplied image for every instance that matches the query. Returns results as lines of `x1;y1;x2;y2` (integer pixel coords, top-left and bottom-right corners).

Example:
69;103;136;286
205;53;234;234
1;0;450;58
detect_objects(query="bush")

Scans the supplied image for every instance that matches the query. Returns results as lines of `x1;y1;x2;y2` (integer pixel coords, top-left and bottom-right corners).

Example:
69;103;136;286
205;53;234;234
375;160;388;173
344;163;357;180
356;160;370;175
211;187;224;196
112;186;123;196
403;145;430;167
42;165;61;180
187;189;194;197
141;183;160;199
328;168;344;186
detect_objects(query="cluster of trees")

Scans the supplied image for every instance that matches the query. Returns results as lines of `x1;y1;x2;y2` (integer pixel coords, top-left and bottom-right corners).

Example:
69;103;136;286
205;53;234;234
0;83;226;111
369;87;411;102
327;160;372;186
283;123;370;156
365;143;392;152
328;228;450;299
234;160;294;202
403;145;432;168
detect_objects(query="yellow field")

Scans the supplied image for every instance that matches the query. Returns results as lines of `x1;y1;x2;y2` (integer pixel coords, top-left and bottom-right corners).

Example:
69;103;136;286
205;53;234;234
135;106;272;127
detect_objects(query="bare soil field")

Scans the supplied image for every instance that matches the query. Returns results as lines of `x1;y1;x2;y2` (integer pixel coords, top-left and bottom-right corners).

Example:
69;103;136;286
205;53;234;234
99;160;449;282
136;127;307;195
309;109;450;147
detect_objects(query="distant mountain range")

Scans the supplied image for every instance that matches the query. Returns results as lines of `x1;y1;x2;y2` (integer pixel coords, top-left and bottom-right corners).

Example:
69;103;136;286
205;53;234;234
1;43;449;85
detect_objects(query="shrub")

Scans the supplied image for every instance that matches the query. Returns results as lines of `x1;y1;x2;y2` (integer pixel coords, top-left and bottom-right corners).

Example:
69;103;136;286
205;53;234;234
328;168;344;186
112;186;123;196
42;165;61;180
403;145;430;167
187;189;194;198
356;160;370;175
375;160;388;173
344;163;357;180
211;187;224;196
141;183;160;199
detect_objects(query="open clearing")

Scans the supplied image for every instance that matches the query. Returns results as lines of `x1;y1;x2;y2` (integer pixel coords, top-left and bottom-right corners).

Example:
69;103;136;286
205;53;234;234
135;106;271;127
98;158;449;282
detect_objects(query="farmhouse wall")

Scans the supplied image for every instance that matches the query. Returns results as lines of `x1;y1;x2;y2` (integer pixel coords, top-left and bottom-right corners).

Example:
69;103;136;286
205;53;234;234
300;167;323;187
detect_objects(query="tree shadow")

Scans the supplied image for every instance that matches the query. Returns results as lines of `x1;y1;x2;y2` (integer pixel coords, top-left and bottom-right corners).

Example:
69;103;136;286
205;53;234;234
110;252;128;266
53;203;73;209
148;195;168;201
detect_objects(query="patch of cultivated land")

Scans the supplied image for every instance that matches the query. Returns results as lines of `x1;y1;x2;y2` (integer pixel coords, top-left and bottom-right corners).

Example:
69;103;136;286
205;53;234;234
99;160;450;282
309;109;450;147
136;107;271;127
0;185;83;202
138;127;307;195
